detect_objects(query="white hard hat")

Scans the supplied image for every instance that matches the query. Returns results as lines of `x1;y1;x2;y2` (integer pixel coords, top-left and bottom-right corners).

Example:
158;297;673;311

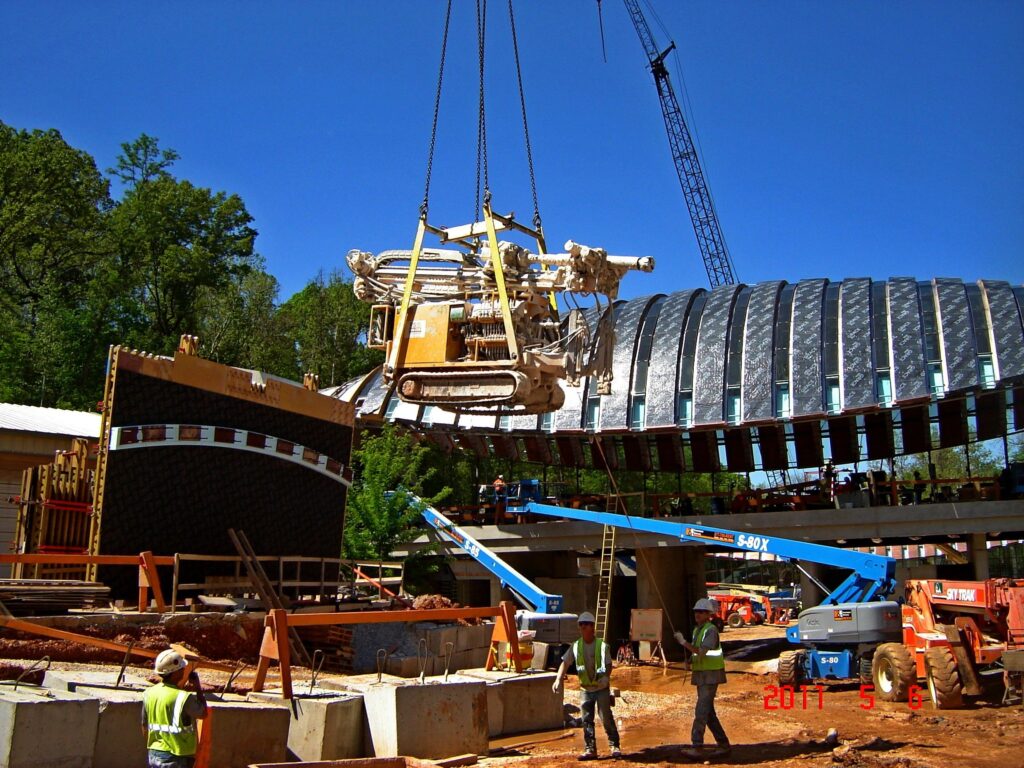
577;611;596;624
693;598;718;613
154;649;187;676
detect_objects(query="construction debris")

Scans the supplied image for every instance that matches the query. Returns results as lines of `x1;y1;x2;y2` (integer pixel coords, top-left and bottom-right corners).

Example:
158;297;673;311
0;579;109;615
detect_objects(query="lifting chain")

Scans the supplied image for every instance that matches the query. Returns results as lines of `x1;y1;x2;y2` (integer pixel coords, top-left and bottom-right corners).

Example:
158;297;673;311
421;0;543;233
508;0;543;231
475;0;490;218
421;0;453;219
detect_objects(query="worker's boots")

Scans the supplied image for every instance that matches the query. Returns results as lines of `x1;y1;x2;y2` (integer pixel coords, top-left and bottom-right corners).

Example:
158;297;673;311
578;745;598;760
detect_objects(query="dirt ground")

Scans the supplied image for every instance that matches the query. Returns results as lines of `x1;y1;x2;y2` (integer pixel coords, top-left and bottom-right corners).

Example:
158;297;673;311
1;621;1019;767
482;625;1022;768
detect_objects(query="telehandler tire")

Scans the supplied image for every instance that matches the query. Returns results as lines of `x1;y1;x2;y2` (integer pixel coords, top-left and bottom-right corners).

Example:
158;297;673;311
872;643;917;702
925;646;964;709
727;612;745;629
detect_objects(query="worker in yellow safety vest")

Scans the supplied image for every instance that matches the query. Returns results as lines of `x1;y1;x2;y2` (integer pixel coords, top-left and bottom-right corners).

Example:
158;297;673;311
141;649;209;768
674;598;730;757
552;611;621;761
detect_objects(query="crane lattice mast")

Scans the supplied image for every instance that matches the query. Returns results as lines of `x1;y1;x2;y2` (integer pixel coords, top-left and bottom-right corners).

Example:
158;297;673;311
622;0;737;287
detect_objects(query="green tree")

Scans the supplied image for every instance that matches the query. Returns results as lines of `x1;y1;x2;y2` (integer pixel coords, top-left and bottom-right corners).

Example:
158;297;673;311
197;262;297;376
344;425;449;568
0;121;110;310
897;435;1003;481
0;121;112;406
278;270;382;387
106;135;257;354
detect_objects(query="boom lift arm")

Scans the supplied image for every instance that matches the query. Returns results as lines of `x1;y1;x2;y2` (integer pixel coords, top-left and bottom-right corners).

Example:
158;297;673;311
408;492;564;614
519;501;897;604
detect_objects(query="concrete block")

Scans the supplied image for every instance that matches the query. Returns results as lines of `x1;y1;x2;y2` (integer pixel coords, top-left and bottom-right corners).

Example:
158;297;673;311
459;669;563;735
442;648;490;674
529;641;554;670
88;687;148;768
385;654;436;679
455;623;494;652
248;688;365;760
0;687;99;768
337;677;488;758
194;696;290;768
318;673;404;692
420;624;459;654
42;670;150;692
440;674;503;737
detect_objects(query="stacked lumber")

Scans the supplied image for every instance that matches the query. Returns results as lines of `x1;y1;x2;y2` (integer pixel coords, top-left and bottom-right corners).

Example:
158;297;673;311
0;579;110;615
14;439;95;580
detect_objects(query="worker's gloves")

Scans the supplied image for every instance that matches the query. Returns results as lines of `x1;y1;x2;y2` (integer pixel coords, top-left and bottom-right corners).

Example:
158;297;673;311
552;679;562;694
673;631;686;646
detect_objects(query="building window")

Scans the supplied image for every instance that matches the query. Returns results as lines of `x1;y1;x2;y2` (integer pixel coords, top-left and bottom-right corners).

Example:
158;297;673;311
774;383;790;419
726;389;741;426
539;411;554;432
585;397;601;431
826;377;841;415
384;397;399;420
629;398;646;430
928;362;944;396
876;372;892;408
677;393;693;428
499;414;512;431
979;356;995;388
422;406;436;427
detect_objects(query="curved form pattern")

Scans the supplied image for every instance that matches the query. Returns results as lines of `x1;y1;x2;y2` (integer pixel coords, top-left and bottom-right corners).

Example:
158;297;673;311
110;424;353;485
332;278;1024;472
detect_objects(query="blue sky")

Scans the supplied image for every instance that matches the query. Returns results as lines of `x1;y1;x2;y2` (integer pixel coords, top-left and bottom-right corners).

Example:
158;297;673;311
2;1;1022;302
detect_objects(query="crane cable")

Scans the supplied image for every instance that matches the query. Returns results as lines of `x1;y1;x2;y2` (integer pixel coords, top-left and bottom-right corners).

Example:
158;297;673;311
423;0;543;236
507;0;543;231
475;0;490;216
421;0;453;219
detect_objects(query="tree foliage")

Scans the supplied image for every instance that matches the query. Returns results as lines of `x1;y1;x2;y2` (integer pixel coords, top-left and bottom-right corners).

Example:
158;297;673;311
278;270;382;388
105;136;257;353
0;122;110;311
343;425;449;564
0;121;381;408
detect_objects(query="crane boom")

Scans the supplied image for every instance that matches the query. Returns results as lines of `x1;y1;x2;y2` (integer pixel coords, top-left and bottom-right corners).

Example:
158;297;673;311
622;0;737;287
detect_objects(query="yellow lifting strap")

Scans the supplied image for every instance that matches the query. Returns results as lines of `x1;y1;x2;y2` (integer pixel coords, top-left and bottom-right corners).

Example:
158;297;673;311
483;203;520;362
387;216;428;376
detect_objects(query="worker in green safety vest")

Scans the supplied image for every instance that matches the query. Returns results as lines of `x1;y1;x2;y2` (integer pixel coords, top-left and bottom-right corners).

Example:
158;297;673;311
552;611;621;761
674;598;731;757
141;649;209;768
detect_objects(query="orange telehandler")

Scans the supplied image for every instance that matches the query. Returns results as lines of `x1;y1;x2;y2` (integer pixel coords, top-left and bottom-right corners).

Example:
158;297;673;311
892;578;1024;708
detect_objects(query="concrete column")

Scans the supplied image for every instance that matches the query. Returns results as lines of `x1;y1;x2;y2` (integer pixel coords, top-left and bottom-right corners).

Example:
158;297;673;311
799;561;828;610
970;533;990;581
636;544;705;659
489;576;503;606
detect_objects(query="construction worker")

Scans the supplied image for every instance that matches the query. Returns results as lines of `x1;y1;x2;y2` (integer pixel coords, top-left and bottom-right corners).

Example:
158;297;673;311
674;598;730;758
492;474;507;525
552;611;621;760
142;649;209;768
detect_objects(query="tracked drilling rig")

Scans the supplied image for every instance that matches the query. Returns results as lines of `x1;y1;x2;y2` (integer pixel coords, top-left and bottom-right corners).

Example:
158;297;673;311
349;229;652;414
348;2;653;414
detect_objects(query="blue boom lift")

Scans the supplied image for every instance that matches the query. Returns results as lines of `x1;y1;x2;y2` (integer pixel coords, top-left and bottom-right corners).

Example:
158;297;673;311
409;491;901;685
